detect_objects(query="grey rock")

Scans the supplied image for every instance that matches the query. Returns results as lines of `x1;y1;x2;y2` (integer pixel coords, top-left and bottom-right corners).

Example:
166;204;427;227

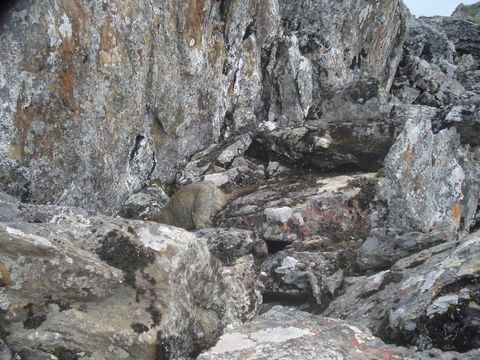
434;96;480;147
198;306;480;359
219;173;377;246
118;186;169;220
325;231;480;352
358;226;452;271
0;340;12;360
393;15;480;108
442;17;480;63
253;80;404;172
195;227;268;266
0;196;261;358
261;250;342;309
384;105;480;236
217;135;252;165
452;2;480;23
0;0;408;214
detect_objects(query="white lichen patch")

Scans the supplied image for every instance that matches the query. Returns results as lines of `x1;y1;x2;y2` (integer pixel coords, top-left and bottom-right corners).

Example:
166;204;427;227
5;226;52;247
59;13;73;39
250;326;312;343
349;325;376;344
208;333;256;354
369;270;390;284
426;295;459;317
316;173;377;194
264;207;293;223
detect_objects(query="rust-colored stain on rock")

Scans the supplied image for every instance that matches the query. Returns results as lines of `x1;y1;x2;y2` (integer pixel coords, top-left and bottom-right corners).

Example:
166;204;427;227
0;262;14;287
452;201;462;229
185;0;206;48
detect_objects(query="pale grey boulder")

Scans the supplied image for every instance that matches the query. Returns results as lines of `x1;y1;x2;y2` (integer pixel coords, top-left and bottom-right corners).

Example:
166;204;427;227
383;105;480;236
358;104;480;271
198;306;480;360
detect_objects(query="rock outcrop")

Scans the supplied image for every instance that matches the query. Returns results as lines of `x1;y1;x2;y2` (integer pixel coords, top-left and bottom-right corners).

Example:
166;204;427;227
0;0;408;213
0;194;260;358
1;0;480;359
198;306;480;359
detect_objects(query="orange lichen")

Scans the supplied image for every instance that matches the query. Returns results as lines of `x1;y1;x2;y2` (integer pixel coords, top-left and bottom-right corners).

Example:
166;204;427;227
185;0;206;49
452;202;462;230
0;262;14;287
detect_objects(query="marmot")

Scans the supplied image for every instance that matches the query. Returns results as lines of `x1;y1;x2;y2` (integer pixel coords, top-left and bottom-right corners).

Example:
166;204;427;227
148;181;258;230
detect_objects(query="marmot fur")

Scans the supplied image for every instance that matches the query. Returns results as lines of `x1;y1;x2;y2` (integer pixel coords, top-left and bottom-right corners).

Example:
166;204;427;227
148;181;257;230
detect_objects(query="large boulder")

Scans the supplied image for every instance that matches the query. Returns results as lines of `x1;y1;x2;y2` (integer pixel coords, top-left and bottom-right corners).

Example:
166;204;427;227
358;104;480;271
198;306;480;359
0;195;261;359
383;105;480;236
452;2;480;24
218;173;377;247
326;230;480;353
0;0;279;213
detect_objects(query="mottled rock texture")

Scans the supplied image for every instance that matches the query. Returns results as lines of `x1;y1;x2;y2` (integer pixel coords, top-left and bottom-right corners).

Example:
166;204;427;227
251;80;405;172
0;194;260;359
326;230;480;353
392;14;480;107
0;0;407;213
218;172;378;245
198;306;480;360
384;106;480;236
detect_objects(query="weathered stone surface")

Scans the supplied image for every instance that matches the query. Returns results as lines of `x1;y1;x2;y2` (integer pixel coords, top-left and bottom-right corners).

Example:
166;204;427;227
434;96;480;147
261;249;342;310
358;226;451;271
252;80;404;172
384;105;480;236
453;2;480;24
0;340;12;360
118;186;169;220
392;15;480;108
198;306;480;359
0;0;408;214
195;227;268;266
358;104;480;272
0;195;260;359
325;231;480;352
258;0;408;128
218;173;378;246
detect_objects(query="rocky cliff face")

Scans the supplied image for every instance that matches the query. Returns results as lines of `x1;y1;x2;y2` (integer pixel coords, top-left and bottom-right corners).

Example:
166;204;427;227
0;0;407;213
1;0;480;359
